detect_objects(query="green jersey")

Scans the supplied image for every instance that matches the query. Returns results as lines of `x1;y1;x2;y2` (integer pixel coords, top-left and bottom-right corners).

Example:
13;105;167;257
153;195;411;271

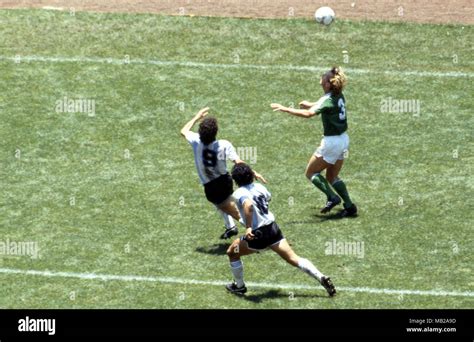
309;93;348;136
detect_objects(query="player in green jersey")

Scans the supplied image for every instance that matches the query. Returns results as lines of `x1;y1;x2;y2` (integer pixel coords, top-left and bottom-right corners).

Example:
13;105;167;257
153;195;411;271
271;67;357;217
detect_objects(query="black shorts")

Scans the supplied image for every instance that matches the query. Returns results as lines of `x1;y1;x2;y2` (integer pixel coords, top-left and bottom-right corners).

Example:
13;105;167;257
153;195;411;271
203;173;234;205
242;222;285;251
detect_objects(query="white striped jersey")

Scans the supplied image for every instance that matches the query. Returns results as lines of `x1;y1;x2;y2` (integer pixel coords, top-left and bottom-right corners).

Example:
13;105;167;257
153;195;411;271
185;131;239;185
233;183;275;229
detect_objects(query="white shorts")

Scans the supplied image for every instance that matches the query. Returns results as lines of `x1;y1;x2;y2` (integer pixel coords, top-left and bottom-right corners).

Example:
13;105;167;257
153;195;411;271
314;132;349;165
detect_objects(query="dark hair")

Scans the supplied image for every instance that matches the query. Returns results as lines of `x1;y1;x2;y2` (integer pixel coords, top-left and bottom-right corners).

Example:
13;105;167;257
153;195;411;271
198;117;218;145
231;163;255;187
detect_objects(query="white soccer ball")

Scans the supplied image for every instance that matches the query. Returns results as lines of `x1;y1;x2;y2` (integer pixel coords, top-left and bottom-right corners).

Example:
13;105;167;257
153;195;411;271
315;6;335;25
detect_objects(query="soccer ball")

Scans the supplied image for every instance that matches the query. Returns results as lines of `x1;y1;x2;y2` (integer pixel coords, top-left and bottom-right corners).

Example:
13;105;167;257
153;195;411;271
314;6;335;25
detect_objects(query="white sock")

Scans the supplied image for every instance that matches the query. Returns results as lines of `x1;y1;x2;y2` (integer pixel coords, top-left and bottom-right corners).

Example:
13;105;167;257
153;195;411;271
230;260;245;288
298;258;324;283
218;209;235;229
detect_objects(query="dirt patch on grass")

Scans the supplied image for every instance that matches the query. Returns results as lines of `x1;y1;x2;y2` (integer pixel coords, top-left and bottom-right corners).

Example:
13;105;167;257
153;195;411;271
2;0;473;24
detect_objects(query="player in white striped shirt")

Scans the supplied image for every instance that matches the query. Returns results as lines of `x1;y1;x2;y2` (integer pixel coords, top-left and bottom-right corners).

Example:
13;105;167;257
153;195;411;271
225;163;336;296
180;107;266;239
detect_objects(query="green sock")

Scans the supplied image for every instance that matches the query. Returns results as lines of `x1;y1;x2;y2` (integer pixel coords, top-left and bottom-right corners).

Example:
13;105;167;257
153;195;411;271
311;173;337;200
332;179;353;208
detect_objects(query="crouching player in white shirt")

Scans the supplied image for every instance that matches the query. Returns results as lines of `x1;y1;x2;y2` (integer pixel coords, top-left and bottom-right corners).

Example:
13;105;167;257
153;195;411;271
225;163;336;296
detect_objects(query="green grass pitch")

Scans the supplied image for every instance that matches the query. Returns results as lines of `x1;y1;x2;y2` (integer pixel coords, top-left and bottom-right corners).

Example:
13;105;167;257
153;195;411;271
0;9;472;308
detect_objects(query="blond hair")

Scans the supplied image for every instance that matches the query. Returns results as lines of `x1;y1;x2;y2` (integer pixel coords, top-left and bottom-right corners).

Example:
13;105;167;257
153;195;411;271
328;66;347;95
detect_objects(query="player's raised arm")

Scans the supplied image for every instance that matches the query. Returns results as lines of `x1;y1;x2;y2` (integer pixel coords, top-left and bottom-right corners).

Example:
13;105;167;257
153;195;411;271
270;103;316;118
180;107;209;138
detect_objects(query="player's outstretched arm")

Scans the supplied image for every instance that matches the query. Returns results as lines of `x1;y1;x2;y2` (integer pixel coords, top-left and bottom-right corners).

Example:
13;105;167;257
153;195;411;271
299;100;316;109
180;107;209;138
253;171;267;184
270;103;315;118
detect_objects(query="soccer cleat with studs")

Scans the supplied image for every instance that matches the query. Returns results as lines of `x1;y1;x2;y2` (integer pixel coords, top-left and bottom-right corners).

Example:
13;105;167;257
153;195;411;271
321;276;337;297
225;282;247;295
338;204;358;218
320;196;341;213
220;226;239;239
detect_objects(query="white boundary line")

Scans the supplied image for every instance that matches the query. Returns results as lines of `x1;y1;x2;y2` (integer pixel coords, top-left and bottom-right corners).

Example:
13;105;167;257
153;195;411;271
1;267;473;298
0;55;472;78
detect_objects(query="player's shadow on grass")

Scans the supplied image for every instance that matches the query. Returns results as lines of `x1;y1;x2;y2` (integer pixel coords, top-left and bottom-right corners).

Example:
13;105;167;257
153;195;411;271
284;215;338;226
285;210;357;225
195;243;230;255
313;212;357;222
312;209;359;222
284;219;320;226
242;289;328;303
312;212;343;221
